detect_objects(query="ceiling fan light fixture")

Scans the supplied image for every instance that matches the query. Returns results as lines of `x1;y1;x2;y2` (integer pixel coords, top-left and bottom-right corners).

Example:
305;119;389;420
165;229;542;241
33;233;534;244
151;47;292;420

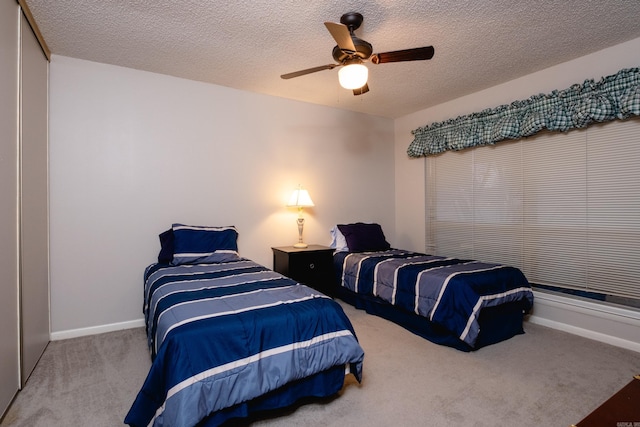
338;63;368;89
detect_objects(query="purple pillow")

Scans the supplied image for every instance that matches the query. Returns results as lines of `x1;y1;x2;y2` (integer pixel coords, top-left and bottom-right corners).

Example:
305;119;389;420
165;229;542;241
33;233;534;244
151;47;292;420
337;223;391;252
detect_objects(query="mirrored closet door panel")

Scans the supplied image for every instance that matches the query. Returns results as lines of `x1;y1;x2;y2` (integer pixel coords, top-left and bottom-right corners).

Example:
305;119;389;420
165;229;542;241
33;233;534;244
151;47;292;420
19;9;50;386
0;0;21;418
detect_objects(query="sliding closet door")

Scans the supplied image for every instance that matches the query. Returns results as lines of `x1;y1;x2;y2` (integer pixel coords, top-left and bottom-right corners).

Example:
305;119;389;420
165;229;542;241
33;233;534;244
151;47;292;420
19;11;50;385
0;1;20;417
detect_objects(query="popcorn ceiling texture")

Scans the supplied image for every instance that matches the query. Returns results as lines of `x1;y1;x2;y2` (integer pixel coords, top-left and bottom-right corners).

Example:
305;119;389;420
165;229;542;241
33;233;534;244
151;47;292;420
24;0;640;118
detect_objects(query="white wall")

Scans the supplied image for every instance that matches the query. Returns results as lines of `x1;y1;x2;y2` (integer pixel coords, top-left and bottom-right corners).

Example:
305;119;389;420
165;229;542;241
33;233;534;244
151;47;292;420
49;56;395;336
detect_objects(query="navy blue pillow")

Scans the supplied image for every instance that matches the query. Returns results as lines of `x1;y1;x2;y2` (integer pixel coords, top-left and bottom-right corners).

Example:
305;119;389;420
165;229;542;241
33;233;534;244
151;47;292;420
170;224;239;265
337;223;391;252
157;229;174;264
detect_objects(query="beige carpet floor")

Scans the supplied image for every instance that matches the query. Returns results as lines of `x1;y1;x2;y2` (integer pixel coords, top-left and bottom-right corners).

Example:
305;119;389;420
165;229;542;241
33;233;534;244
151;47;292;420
2;300;638;427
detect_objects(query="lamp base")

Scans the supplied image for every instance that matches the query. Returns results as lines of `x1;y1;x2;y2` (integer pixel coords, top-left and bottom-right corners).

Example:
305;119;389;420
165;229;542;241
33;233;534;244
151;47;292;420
293;242;308;248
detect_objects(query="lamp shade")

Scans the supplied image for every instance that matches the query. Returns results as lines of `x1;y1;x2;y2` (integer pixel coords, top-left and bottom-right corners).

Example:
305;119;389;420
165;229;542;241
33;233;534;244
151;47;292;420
338;63;368;90
287;188;314;208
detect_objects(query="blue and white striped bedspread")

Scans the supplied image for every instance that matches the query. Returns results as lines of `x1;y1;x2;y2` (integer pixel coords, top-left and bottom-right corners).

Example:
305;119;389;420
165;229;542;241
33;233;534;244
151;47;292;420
336;250;533;347
125;259;364;427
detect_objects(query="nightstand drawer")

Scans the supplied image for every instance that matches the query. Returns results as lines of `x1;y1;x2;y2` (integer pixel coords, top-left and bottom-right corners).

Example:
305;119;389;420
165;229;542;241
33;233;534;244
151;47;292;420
272;245;335;295
288;251;332;282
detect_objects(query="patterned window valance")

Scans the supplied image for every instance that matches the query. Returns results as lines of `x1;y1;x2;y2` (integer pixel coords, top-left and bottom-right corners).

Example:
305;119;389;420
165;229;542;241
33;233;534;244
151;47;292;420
408;67;640;158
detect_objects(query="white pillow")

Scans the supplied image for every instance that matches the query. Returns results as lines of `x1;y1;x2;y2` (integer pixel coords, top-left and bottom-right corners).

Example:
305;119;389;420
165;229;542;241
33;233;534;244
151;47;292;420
329;226;349;252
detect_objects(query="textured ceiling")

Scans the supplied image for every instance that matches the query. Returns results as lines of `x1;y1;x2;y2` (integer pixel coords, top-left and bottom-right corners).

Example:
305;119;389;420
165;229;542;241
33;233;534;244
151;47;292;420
24;0;640;119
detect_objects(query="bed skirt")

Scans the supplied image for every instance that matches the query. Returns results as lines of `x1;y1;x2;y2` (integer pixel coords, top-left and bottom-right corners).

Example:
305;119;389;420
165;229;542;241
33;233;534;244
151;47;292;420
336;287;526;351
198;364;348;426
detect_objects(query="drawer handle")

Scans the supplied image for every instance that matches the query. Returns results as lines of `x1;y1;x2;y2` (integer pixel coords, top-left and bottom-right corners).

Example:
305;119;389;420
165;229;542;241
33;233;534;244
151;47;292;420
309;263;315;269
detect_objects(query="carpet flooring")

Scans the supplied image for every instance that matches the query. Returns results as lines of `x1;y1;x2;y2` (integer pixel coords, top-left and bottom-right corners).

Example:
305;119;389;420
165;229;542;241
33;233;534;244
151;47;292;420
1;300;638;427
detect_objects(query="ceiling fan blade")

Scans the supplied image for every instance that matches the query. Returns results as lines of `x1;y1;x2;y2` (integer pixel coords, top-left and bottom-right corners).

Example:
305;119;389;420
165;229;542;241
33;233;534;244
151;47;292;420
370;46;435;64
280;64;339;80
324;22;356;53
352;83;369;96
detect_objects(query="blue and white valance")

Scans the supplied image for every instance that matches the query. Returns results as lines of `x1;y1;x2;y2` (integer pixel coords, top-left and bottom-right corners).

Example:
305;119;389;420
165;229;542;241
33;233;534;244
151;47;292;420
408;67;640;158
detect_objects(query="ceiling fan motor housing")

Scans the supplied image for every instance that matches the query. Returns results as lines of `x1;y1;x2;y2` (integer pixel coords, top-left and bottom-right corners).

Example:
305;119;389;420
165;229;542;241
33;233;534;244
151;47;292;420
332;37;373;62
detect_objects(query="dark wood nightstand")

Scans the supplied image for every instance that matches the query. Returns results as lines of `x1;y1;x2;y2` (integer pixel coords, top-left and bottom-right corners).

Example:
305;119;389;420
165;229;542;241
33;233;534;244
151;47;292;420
272;245;335;296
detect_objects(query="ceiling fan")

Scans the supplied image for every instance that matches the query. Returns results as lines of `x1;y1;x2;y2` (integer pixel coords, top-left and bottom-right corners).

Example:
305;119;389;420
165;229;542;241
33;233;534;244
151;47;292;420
280;12;435;95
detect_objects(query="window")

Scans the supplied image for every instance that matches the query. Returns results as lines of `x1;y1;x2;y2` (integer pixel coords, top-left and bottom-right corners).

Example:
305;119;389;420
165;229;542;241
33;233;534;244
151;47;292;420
425;117;640;303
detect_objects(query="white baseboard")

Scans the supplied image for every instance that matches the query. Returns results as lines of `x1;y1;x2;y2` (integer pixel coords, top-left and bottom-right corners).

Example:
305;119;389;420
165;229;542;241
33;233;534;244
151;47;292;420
50;318;145;341
527;290;640;353
50;292;640;353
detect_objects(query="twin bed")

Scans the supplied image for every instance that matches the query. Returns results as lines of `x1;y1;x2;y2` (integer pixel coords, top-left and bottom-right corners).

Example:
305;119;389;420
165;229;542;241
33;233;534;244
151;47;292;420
126;222;533;426
125;224;365;427
331;223;534;351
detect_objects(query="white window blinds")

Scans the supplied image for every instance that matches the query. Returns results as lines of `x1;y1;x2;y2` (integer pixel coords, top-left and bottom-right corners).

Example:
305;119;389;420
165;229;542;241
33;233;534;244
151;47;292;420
425;116;640;301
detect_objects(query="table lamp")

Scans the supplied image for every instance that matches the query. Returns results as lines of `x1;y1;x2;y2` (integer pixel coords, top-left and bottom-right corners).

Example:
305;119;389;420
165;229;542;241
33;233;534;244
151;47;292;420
286;185;315;248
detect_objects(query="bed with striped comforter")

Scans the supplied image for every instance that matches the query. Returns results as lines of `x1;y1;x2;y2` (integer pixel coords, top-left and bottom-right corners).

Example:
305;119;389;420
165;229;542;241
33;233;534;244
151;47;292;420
125;258;364;427
334;249;534;350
